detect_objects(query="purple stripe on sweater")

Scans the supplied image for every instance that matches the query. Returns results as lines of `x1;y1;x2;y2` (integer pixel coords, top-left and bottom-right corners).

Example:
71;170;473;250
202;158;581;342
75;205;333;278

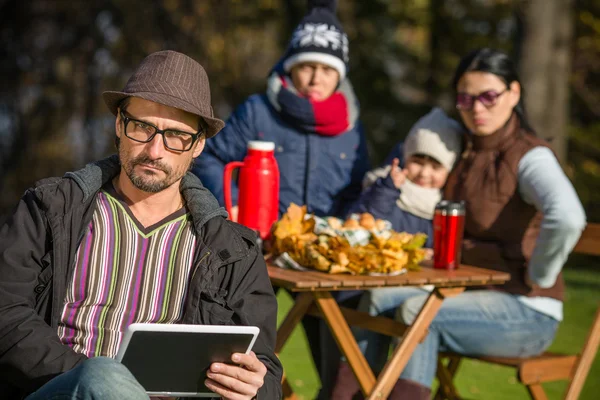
75;223;94;316
87;193;117;355
126;238;149;327
154;221;181;319
62;221;95;343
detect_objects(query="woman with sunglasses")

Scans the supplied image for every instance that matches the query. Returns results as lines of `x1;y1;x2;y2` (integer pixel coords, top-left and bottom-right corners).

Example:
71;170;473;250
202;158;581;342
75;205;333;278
336;48;587;400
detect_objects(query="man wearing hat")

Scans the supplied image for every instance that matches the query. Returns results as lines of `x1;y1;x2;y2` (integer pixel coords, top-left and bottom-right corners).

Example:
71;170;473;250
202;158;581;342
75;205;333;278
0;50;282;399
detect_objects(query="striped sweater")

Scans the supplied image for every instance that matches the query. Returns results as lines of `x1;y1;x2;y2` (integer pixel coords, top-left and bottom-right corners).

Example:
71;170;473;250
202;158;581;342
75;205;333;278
57;187;196;358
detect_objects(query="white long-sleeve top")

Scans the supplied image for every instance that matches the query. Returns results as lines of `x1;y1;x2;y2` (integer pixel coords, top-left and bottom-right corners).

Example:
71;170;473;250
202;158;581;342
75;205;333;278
516;146;587;321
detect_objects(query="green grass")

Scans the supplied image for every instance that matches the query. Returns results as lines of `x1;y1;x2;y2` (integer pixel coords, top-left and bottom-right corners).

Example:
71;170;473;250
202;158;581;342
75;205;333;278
276;264;600;399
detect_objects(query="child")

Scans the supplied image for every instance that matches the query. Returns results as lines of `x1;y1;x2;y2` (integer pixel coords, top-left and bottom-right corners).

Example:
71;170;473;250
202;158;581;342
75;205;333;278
332;107;463;399
352;107;462;248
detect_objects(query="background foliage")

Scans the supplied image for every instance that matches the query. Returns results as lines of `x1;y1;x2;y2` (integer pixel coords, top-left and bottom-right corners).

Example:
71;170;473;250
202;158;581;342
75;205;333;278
1;0;598;221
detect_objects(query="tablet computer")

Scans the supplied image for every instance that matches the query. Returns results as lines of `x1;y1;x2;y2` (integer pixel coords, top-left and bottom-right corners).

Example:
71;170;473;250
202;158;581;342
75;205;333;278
115;323;260;397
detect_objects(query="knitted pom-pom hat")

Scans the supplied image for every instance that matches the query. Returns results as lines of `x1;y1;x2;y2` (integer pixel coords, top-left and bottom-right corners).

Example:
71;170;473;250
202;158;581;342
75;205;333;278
283;0;349;80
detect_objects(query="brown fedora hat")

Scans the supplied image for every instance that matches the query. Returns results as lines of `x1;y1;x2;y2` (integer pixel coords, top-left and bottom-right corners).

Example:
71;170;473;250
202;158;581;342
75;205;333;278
103;50;225;138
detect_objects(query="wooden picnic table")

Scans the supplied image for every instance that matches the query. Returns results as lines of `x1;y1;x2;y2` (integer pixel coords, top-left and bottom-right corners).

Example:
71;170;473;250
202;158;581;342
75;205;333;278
268;259;510;400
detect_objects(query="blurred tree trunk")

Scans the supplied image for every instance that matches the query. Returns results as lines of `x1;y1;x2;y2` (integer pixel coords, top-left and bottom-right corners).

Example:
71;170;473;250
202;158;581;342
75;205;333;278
427;0;444;102
518;0;574;163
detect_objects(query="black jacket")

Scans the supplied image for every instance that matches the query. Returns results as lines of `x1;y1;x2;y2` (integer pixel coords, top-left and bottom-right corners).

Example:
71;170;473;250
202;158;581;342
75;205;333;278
0;156;282;399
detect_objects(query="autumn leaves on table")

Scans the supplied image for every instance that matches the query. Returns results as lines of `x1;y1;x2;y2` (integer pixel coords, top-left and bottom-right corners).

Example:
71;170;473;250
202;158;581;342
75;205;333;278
270;204;427;275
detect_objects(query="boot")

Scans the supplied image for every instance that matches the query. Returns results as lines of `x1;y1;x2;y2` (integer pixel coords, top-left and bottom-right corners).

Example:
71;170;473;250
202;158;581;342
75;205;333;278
387;378;431;400
330;361;361;400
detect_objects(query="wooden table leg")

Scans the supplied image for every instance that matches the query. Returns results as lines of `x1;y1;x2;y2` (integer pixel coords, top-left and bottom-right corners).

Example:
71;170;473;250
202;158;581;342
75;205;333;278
434;354;462;400
281;372;298;400
276;292;314;352
313;291;377;396
276;292;313;400
526;383;549;400
367;287;465;400
435;358;461;400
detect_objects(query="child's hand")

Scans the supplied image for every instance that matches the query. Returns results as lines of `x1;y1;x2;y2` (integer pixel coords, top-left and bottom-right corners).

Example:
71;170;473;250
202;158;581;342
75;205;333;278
390;158;408;189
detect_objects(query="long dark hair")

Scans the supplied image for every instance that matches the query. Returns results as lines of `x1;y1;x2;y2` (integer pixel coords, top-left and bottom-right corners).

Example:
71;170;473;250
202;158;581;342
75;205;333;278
452;48;534;134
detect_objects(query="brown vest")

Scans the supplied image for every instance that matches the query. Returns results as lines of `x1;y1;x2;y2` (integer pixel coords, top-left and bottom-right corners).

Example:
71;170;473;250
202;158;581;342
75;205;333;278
444;114;564;301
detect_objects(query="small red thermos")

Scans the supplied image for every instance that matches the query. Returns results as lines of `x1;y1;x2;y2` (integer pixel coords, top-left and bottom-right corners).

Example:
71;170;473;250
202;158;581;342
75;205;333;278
433;201;465;269
223;141;280;241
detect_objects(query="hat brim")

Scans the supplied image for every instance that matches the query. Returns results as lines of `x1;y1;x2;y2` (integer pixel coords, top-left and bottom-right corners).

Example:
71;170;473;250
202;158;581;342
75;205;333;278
102;91;225;138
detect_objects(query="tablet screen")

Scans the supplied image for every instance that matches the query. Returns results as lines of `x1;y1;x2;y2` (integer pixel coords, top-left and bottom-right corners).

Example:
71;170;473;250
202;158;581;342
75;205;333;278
116;324;259;397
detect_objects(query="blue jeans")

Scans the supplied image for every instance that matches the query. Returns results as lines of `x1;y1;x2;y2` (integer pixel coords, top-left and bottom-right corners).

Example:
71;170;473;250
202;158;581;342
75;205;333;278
26;357;148;400
354;287;427;374
397;291;560;388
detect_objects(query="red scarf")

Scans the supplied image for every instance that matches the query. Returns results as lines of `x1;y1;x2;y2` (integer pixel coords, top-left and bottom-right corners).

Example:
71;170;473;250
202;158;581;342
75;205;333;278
266;72;359;136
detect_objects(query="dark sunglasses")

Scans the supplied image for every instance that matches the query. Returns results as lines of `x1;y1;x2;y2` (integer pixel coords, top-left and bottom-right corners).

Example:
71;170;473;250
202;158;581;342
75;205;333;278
456;89;508;111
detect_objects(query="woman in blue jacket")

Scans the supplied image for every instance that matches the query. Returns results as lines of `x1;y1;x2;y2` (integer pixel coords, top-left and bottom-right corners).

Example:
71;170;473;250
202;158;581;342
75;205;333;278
192;1;370;398
193;0;369;220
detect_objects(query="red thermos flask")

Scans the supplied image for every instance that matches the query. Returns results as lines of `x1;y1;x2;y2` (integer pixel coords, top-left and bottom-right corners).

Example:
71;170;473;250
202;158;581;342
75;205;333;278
223;141;280;240
433;201;465;269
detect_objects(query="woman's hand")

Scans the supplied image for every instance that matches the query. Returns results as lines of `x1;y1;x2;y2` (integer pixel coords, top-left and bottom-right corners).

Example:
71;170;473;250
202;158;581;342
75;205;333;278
205;351;266;400
524;271;539;290
390;158;408;189
228;206;239;222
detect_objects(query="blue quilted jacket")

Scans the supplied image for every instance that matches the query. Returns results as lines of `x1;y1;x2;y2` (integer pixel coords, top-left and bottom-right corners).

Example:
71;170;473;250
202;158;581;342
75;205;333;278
192;94;370;218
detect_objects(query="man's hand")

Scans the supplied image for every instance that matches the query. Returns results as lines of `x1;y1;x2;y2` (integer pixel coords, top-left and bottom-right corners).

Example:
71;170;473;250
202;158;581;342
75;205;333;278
389;158;408;189
205;351;266;400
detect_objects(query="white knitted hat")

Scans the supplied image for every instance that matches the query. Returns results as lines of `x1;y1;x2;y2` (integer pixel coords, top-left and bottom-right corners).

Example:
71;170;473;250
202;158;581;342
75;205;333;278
403;108;463;171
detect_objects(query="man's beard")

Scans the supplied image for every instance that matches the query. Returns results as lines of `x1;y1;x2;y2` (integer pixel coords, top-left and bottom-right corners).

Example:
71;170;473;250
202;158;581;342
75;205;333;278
116;136;195;193
121;152;193;193
123;153;173;192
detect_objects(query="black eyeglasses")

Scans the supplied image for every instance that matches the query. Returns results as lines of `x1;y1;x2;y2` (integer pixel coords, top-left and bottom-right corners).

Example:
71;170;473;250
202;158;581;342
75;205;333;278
456;89;508;111
119;111;203;152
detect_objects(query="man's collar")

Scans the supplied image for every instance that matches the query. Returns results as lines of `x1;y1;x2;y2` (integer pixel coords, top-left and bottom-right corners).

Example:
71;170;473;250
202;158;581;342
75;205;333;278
64;155;228;232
